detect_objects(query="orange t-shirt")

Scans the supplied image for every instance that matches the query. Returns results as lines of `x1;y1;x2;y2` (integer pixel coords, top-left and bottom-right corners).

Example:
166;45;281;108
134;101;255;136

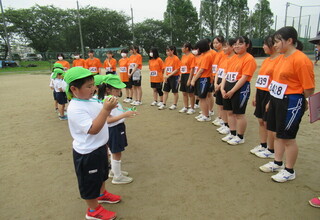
209;50;218;76
55;60;70;71
72;59;86;68
149;57;164;83
255;55;282;91
103;58;117;72
85;58;102;74
272;50;314;95
193;55;201;75
118;57;130;82
216;53;233;81
198;51;213;78
164;55;181;76
226;53;257;82
128;54;142;70
180;53;195;74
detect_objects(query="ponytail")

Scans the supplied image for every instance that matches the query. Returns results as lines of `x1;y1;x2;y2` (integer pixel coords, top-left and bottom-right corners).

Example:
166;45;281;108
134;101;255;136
296;40;303;51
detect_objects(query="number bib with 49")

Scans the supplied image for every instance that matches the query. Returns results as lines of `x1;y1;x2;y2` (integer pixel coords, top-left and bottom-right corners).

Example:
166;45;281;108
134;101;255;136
269;80;287;99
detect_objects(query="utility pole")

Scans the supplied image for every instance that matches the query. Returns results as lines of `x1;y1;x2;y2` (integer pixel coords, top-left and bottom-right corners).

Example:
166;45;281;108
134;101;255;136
131;6;134;44
284;2;289;26
307;15;311;38
298;6;302;37
317;12;320;33
76;1;85;57
0;0;12;60
274;15;277;31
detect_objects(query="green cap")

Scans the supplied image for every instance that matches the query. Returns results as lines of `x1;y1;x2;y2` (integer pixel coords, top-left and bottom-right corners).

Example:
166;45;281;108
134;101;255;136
103;74;126;89
52;68;64;79
53;62;64;69
64;67;94;99
94;75;107;86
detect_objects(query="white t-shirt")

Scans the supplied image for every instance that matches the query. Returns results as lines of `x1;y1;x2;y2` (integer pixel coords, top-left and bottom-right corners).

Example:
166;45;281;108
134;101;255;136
67;99;109;154
49;72;54;88
53;78;61;92
108;103;125;127
58;80;67;92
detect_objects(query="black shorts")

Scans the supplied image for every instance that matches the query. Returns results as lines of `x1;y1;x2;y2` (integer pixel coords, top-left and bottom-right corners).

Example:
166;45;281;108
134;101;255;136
129;76;142;86
195;77;211;99
124;81;132;89
215;90;223;105
254;89;270;121
106;71;116;75
151;82;163;89
208;82;214;93
53;91;57;101
163;75;179;93
179;74;193;93
108;123;128;153
73;145;109;200
267;94;305;139
56;92;68;105
223;81;250;114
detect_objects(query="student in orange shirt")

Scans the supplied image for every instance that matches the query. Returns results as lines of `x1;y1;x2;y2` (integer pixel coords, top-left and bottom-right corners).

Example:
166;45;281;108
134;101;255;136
158;46;181;110
214;38;236;136
72;53;86;68
149;48;164;106
128;45;143;106
220;36;257;144
104;51;117;75
205;38;216;117
250;36;281;159
85;50;102;75
259;27;315;183
179;43;196;114
190;39;213;121
118;49;132;103
55;53;70;71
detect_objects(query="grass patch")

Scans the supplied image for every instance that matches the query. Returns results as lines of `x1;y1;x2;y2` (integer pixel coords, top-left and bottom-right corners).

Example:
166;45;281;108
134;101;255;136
0;61;53;75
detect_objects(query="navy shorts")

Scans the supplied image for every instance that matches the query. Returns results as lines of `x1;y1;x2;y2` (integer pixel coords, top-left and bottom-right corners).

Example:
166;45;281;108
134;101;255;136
151;82;163;89
56;92;68;105
215;78;223;105
195;77;211;99
223;81;250;114
267;94;305;139
53;91;57;101
124;81;132;89
254;89;270;121
108;123;128;153
163;75;179;93
73;145;109;200
180;74;193;93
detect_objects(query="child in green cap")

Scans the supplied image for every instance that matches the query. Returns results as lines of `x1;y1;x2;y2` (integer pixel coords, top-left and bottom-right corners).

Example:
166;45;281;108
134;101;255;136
64;67;121;220
49;63;64;112
98;74;137;185
52;68;68;120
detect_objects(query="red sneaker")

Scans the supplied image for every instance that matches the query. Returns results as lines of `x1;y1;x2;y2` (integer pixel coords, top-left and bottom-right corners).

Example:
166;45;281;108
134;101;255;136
98;190;121;204
85;205;116;220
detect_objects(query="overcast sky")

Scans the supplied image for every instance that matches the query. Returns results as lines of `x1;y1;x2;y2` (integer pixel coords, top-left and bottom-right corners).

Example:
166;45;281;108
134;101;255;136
3;0;320;37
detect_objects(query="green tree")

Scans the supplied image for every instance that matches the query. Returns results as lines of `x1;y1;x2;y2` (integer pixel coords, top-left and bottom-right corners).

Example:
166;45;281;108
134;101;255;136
164;0;199;46
133;19;170;53
230;0;250;37
250;0;274;38
200;0;220;38
218;0;236;39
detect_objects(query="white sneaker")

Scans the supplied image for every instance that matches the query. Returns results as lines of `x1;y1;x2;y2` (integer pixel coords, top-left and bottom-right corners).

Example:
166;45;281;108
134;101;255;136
112;175;133;184
250;145;266;154
157;101;163;107
194;104;200;109
212;117;222;126
130;100;137;105
222;133;234;142
151;101;158;106
218;126;230;135
271;169;296;183
108;170;129;178
216;126;225;132
227;136;245;145
133;101;142;106
255;149;275;159
169;104;177;110
179;107;188;113
195;114;203;119
209;110;215;116
158;104;166;110
197;115;211;122
259;161;284;173
186;108;195;115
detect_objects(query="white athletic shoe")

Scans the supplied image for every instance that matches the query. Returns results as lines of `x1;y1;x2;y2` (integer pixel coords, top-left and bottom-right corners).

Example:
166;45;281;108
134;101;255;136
209;110;215;116
197;115;211;122
212;117;224;126
195;114;203;119
150;101;158;106
179;107;188;113
133;101;142;106
158;104;166;110
186;108;195;115
250;145;266;154
157;101;163;107
255;149;275;159
112;175;133;185
222;133;234;142
130;100;137;105
259;161;284;173
169;104;177;110
108;170;129;178
227;136;245;145
216;125;225;132
194;104;200;109
218;126;230;135
271;169;296;183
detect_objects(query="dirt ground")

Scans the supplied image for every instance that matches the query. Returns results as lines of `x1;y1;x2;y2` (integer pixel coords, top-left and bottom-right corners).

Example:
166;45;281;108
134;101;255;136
1;58;320;220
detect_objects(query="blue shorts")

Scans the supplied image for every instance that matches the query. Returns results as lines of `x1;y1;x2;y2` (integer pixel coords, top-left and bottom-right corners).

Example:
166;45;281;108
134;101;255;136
56;92;68;105
223;81;250;114
254;89;270;121
108;123;128;153
195;77;210;98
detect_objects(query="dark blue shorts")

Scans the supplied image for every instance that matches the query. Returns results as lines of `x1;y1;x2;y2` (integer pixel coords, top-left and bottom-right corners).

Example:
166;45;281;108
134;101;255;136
195;77;210;98
163;75;179;93
53;91;57;101
223;81;250;114
108;123;128;153
254;89;270;121
56;92;68;105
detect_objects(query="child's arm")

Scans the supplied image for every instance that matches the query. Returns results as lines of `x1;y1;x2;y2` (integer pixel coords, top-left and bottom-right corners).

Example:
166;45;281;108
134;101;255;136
107;111;136;124
88;97;118;135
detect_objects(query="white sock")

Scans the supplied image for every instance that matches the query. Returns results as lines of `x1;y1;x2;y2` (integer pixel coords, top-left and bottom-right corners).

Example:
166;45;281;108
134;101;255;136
111;159;121;178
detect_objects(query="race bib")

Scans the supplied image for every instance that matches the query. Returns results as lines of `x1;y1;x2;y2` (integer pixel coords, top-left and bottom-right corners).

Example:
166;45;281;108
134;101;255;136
166;66;173;73
255;75;269;88
105;67;111;72
119;67;127;72
269;80;287;99
217;68;225;78
89;67;97;72
150;71;158;76
132;69;141;81
194;67;199;75
129;63;136;69
180;66;187;74
225;72;238;83
212;64;218;73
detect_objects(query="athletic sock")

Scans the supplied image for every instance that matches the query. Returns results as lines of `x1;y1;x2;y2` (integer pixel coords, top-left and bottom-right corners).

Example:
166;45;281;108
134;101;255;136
274;160;283;166
285;167;294;174
268;148;274;153
224;123;229;127
230;130;236;136
111;159;122;178
237;134;244;139
261;143;267;148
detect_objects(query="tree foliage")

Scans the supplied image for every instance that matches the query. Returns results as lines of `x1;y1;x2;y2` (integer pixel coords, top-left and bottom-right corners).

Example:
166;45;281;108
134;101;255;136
250;0;274;38
200;0;220;38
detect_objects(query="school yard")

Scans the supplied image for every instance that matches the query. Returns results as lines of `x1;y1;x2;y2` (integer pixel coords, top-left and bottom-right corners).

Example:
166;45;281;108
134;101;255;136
1;58;320;219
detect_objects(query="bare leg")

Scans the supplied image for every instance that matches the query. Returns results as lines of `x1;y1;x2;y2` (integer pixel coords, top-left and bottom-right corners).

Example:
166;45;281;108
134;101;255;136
235;114;247;135
173;93;179;105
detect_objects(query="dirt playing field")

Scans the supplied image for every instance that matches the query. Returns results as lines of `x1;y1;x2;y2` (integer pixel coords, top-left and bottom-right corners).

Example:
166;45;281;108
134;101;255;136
1;58;320;219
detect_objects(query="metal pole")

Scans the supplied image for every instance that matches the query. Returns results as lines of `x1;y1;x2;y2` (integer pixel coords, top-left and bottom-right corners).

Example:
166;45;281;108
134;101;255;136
317;12;320;33
307;15;311;38
298;6;302;37
0;0;12;60
309;26;311;38
284;2;289;26
76;1;85;58
275;15;277;30
292;17;295;27
131;6;134;44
